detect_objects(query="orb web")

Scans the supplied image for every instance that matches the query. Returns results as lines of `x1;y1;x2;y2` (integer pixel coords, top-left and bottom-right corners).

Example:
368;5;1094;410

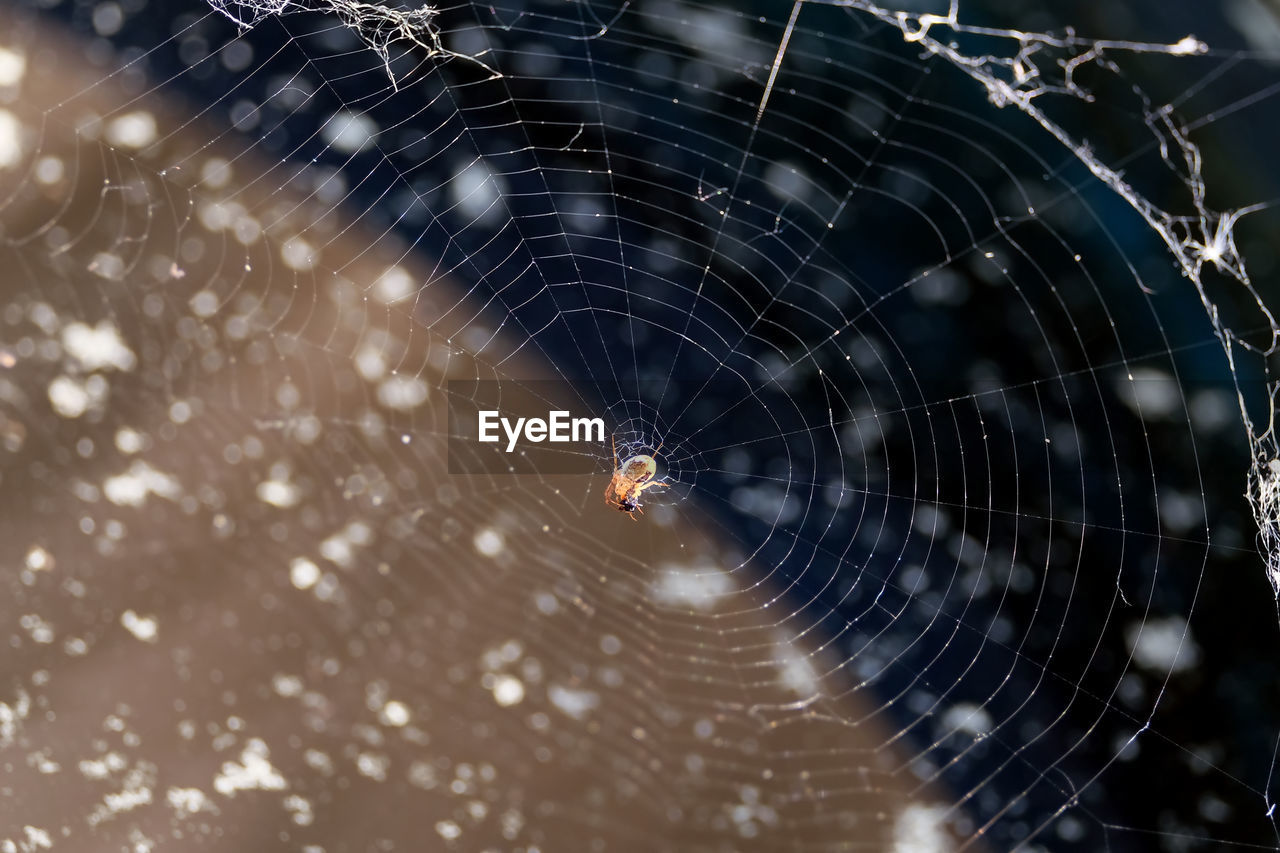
2;1;1280;851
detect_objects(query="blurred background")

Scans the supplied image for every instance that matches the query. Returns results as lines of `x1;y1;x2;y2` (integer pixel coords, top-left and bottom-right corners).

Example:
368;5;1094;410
2;0;1280;850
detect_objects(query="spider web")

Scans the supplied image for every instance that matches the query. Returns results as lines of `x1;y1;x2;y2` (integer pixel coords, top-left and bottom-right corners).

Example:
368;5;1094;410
3;0;1280;850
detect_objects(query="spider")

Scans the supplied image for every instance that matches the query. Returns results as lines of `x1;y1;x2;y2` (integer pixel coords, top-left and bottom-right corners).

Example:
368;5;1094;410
605;435;669;517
